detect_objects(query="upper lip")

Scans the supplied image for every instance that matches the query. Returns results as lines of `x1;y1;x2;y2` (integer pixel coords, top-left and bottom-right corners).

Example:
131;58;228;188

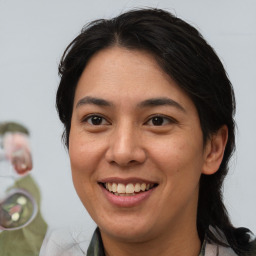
98;177;158;185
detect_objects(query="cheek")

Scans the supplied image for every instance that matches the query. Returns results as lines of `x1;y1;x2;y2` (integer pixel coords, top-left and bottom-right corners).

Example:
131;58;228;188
69;131;101;171
69;131;108;200
150;133;204;179
69;134;99;209
69;132;93;193
149;138;187;168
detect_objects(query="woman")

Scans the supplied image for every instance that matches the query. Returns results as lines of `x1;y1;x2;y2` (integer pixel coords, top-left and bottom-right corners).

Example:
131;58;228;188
42;8;255;256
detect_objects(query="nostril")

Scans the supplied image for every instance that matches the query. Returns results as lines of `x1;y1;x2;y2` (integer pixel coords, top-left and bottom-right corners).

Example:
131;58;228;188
107;158;142;167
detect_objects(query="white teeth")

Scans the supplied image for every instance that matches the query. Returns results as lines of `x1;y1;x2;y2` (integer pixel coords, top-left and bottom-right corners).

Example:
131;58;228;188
112;183;117;192
104;182;155;195
107;183;112;192
134;183;141;192
141;183;146;191
117;183;126;193
126;183;135;193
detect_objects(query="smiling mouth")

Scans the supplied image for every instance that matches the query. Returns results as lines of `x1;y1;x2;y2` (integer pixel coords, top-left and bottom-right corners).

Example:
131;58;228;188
100;182;158;196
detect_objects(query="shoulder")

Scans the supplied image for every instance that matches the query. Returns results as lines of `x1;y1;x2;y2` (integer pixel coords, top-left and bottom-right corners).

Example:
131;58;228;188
247;239;256;255
205;242;237;256
39;228;91;256
204;226;256;256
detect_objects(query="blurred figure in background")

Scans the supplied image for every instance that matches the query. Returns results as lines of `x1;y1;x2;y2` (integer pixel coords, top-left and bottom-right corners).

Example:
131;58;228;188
0;122;32;175
0;121;47;256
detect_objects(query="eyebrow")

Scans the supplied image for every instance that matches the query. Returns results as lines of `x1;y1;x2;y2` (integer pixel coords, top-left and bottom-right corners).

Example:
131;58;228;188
76;96;185;112
138;97;186;112
76;96;112;108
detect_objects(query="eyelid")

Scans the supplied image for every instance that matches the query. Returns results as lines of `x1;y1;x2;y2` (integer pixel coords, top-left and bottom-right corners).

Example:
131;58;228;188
82;114;111;125
80;113;177;126
144;114;178;126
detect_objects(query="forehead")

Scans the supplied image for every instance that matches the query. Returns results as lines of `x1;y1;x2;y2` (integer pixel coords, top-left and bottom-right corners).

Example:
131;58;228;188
74;46;195;111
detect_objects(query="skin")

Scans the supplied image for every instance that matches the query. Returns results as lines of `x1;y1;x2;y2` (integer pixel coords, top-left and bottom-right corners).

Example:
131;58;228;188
69;47;228;256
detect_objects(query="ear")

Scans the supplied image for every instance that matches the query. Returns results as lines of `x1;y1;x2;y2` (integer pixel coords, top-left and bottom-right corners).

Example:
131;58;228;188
202;125;228;175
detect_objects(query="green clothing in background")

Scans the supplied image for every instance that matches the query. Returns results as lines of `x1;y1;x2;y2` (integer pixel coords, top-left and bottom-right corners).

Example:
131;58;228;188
0;122;47;255
0;175;47;256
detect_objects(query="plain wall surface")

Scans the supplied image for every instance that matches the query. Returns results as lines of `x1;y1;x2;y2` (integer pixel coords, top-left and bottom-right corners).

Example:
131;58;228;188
1;0;255;238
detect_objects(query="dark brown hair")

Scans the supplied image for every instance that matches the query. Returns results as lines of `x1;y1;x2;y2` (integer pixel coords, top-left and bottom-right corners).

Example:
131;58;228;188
56;8;252;255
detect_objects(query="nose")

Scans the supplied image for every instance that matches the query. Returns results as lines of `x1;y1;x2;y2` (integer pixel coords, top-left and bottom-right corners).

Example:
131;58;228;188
105;123;146;167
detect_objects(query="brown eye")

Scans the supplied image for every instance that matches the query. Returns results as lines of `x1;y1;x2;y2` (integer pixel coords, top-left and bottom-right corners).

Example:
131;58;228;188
84;115;109;125
146;115;177;126
151;116;164;126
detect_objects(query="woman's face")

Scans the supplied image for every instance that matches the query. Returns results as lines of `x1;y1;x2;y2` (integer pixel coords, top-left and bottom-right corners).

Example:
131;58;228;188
69;47;210;242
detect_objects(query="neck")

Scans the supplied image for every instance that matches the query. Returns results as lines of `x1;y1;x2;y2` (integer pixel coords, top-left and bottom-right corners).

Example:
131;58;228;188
101;222;201;256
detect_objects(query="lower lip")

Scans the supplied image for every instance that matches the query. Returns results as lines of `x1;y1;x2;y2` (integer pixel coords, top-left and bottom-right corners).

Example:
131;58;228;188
100;185;155;207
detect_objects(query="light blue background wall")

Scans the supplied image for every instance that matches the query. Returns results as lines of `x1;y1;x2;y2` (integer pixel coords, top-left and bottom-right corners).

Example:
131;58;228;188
1;0;255;237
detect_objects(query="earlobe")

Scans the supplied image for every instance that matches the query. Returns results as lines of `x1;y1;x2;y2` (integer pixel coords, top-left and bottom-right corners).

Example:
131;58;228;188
202;125;228;175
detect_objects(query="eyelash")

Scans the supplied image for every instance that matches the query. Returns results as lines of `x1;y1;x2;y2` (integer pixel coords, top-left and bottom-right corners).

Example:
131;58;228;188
82;114;177;127
82;114;110;126
145;115;177;126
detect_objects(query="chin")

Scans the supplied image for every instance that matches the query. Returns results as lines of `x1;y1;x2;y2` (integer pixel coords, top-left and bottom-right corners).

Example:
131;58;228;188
97;216;156;242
